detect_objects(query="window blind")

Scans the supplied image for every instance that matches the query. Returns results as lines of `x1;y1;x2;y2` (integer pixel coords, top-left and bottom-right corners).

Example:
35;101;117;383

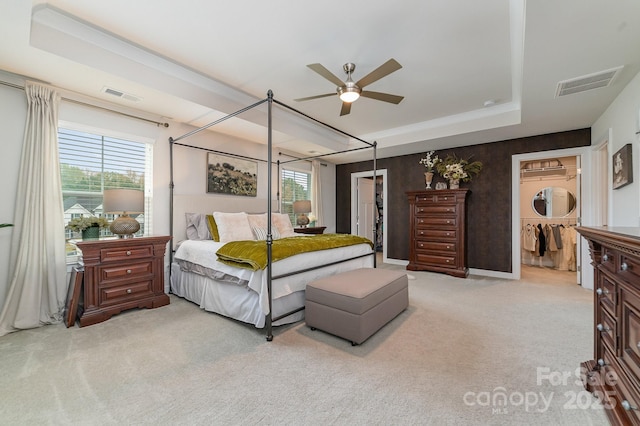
281;168;311;224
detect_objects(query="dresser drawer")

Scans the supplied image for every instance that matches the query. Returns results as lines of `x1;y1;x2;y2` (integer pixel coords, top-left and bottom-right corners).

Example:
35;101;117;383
415;205;457;216
416;240;456;252
414;252;457;268
415;228;457;240
100;280;154;306
600;246;617;274
620;285;640;385
598;307;617;353
100;245;153;262
597;273;617;315
620;255;640;286
416;217;457;228
100;261;153;282
415;193;457;205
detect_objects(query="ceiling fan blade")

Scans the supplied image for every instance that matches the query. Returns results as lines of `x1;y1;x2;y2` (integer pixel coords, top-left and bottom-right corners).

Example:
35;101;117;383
340;102;352;116
294;93;336;102
307;63;345;87
360;91;404;104
356;58;402;88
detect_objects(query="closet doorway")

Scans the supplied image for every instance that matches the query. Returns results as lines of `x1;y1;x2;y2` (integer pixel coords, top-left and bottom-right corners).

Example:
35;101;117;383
512;148;586;285
351;169;387;263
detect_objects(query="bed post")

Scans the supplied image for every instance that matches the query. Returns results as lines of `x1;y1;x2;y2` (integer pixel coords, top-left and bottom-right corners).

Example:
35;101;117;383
265;90;274;342
373;140;377;268
169;136;175;273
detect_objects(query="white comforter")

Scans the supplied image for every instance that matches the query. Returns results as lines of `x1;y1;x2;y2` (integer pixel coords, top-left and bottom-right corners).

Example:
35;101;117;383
173;239;374;316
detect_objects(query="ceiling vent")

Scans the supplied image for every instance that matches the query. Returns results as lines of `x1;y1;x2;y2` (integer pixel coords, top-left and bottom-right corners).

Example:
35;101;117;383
555;66;623;97
101;86;142;102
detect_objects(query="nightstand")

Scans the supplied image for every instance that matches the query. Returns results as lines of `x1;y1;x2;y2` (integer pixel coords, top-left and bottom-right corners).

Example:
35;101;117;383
294;226;326;235
75;236;170;327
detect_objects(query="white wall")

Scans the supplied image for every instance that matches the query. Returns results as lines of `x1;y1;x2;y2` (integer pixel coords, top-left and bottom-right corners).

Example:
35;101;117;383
592;71;640;226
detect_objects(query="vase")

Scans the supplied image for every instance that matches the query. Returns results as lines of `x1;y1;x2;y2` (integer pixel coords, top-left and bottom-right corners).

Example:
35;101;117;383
424;171;434;190
81;225;100;240
449;179;460;189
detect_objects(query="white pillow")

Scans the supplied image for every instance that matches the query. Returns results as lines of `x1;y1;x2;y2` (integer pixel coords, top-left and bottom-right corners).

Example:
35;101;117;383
247;213;267;229
272;213;296;238
213;212;254;242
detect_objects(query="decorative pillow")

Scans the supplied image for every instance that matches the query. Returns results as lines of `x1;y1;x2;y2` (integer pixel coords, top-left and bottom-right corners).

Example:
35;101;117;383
185;213;211;240
252;226;280;240
247;213;267;229
213;212;254;242
206;214;219;242
272;213;296;238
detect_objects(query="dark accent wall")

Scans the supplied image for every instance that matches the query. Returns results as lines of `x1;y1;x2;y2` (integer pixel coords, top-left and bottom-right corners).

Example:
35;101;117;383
336;128;590;273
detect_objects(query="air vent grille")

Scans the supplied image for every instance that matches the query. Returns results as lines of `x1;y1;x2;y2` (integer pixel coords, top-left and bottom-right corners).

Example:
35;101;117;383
555;66;623;97
101;86;142;102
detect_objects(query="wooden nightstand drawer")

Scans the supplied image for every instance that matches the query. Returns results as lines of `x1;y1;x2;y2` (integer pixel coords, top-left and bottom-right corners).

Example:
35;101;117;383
100;261;153;282
100;280;154;305
100;245;154;262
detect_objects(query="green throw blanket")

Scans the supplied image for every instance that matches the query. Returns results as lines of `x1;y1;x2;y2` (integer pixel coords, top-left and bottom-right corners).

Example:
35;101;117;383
215;234;374;270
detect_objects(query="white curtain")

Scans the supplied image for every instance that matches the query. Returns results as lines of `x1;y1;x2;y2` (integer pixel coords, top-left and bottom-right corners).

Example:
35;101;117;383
0;83;67;337
311;160;324;226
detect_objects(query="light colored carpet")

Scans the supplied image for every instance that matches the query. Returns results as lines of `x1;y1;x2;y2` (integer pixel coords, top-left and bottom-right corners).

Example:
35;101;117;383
0;263;608;425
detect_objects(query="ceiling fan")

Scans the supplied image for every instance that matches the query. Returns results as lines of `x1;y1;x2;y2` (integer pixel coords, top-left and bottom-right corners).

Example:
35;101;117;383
294;58;404;116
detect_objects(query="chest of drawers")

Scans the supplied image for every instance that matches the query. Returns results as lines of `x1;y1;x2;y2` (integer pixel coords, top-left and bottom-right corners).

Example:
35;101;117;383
577;227;640;425
406;189;469;278
75;236;170;327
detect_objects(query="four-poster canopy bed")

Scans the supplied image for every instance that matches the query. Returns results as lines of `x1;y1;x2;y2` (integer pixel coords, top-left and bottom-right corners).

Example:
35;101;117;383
168;91;378;341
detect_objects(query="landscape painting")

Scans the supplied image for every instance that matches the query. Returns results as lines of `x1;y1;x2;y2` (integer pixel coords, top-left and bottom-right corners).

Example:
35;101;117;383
207;152;257;196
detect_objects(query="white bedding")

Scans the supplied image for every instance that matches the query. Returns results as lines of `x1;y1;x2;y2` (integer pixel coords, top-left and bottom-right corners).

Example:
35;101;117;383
172;238;374;327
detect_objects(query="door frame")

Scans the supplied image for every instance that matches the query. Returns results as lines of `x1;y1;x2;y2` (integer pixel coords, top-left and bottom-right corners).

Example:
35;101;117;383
511;146;589;281
351;169;387;263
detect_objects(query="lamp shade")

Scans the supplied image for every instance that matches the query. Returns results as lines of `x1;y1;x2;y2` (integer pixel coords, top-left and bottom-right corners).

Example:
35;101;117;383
293;200;311;214
103;189;144;214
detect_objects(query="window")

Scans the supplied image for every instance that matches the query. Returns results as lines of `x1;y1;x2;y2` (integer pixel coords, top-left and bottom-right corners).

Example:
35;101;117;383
59;128;153;242
281;168;311;224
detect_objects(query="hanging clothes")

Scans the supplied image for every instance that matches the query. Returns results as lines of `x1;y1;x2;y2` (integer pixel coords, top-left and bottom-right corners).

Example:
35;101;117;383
536;224;546;257
522;223;537;252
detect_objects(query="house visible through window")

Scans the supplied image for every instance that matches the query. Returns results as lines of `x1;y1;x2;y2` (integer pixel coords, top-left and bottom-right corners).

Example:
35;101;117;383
58;128;153;243
281;168;311;225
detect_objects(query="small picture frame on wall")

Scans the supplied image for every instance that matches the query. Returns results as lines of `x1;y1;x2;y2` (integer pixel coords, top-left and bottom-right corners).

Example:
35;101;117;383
613;143;633;190
206;152;257;197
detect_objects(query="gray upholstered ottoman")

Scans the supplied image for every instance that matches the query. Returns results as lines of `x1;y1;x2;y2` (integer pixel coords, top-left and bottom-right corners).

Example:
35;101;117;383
305;268;409;345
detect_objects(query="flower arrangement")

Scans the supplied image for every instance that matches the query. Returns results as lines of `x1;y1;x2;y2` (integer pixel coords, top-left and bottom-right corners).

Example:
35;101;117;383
66;216;109;232
436;155;483;182
419;151;441;172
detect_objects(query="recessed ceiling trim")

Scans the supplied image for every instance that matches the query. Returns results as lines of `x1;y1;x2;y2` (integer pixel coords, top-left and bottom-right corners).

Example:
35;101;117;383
555;66;623;98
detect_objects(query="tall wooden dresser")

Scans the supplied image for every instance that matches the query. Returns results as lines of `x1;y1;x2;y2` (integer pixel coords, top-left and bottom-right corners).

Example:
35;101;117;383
75;236;170;327
577;226;640;425
406;189;469;278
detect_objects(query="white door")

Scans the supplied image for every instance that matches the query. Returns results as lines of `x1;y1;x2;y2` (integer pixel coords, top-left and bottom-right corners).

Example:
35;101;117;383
357;177;375;242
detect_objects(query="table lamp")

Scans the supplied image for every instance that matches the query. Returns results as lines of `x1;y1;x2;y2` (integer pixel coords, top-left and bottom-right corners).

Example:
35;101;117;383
103;189;144;238
293;200;311;227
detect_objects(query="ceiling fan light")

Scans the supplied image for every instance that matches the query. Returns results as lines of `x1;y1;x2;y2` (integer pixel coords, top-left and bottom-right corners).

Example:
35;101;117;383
338;87;360;103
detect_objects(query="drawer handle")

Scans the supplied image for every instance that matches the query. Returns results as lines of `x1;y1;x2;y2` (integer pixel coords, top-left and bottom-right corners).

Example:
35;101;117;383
596;288;609;296
597;358;607;367
622;262;629;271
127;269;132;274
446;220;451;224
446;246;451;249
596;323;610;332
622;400;638;411
126;250;132;256
126;288;132;294
602;254;608;262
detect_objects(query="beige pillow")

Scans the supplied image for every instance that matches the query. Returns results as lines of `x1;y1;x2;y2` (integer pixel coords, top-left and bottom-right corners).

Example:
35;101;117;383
213;212;254;242
247;213;267;229
272;213;296;238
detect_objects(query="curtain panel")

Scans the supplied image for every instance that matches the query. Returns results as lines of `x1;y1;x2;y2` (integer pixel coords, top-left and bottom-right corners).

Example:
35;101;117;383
311;160;324;226
0;83;67;336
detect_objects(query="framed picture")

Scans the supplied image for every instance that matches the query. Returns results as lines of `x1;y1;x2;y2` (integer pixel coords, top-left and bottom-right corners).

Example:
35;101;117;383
613;143;633;190
64;266;83;328
207;152;257;196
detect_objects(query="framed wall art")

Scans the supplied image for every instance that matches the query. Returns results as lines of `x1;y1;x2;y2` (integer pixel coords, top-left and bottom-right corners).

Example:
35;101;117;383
613;143;633;190
207;152;257;196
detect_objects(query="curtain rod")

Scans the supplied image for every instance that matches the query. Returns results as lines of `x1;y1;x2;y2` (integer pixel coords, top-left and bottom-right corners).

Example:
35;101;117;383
0;79;170;128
